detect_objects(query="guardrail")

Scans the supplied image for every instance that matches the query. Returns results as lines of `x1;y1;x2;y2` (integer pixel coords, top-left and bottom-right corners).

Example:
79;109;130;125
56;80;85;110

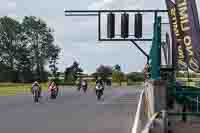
141;112;160;133
132;88;163;133
132;90;145;133
132;89;158;133
168;112;200;116
132;80;167;133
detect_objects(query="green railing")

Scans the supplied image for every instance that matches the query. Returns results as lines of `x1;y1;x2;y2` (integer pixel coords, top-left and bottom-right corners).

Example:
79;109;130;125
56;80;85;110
168;83;200;113
168;112;200;116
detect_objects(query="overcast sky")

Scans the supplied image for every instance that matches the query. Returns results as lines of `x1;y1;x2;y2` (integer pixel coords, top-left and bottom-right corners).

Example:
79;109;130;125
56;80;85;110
1;0;200;73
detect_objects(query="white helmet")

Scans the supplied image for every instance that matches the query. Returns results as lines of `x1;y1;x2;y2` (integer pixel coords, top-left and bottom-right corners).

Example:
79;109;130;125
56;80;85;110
32;81;39;87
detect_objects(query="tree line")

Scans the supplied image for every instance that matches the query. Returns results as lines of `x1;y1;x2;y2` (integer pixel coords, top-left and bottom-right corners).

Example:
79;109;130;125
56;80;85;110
64;62;145;85
0;16;60;82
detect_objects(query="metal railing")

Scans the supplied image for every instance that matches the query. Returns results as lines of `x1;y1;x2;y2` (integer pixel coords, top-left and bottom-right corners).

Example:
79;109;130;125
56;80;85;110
186;96;200;113
132;90;145;133
132;88;161;133
141;112;161;133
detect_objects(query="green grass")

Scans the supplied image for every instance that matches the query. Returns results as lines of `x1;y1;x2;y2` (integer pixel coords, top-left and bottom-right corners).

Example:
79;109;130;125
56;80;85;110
0;83;48;96
0;81;143;96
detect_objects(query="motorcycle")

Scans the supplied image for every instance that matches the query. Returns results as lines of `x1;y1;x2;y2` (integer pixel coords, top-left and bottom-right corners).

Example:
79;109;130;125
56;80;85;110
81;81;87;93
32;86;40;103
50;86;58;99
95;84;104;100
82;85;87;93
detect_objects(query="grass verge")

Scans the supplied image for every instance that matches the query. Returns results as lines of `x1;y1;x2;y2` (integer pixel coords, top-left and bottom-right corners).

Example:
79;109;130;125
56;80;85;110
0;83;48;96
0;81;143;96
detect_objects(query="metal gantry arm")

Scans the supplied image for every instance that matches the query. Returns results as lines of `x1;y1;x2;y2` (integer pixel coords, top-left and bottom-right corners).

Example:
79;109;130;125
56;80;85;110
64;9;167;14
130;40;149;60
64;9;166;40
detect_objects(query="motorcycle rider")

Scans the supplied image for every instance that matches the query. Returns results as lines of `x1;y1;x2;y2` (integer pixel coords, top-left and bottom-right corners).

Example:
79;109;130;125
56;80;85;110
96;79;104;89
48;81;59;99
81;79;88;92
95;78;104;94
48;81;59;95
31;81;42;97
81;79;87;87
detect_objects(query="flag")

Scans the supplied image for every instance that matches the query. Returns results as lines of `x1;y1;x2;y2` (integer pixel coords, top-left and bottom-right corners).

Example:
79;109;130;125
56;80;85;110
165;0;188;70
175;0;200;72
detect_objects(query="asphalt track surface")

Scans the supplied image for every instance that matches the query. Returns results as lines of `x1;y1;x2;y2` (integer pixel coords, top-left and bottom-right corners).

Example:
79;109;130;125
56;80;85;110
0;86;142;133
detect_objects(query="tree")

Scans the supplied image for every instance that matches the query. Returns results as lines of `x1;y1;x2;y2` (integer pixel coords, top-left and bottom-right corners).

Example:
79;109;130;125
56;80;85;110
0;17;23;82
113;64;121;72
0;16;22;69
0;62;12;82
0;16;60;82
127;72;144;82
49;45;61;79
15;44;33;82
22;16;59;81
64;61;83;83
96;65;112;80
112;64;124;85
112;71;124;86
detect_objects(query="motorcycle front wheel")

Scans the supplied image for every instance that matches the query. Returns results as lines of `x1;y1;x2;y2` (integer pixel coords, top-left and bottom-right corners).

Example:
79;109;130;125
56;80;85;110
83;87;87;93
97;91;101;100
50;91;56;99
34;91;39;103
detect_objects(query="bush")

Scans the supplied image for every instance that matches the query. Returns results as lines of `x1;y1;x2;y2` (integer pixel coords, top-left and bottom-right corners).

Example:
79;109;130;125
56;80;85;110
112;71;124;82
49;78;62;84
127;81;143;86
127;72;144;82
0;70;18;82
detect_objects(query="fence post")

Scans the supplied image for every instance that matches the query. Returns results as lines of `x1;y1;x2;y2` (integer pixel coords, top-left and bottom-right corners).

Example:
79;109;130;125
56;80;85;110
162;110;167;133
197;96;199;112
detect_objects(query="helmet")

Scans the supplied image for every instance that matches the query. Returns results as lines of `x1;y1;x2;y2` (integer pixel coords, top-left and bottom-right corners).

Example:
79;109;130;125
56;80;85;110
32;81;39;87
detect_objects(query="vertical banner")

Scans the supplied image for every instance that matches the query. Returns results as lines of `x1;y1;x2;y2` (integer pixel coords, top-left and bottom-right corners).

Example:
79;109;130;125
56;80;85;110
165;0;188;70
175;0;200;73
191;0;200;33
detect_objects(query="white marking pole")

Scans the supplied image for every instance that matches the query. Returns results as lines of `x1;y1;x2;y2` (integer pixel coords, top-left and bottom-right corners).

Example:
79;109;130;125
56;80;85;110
132;90;144;133
197;96;199;112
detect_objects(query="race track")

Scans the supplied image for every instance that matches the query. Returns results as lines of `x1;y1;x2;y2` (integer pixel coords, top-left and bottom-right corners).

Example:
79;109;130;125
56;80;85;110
0;86;142;133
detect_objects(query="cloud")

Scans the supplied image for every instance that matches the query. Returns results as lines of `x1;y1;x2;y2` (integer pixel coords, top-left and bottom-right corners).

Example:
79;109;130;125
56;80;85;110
1;0;200;73
88;0;114;9
88;0;146;10
7;1;17;10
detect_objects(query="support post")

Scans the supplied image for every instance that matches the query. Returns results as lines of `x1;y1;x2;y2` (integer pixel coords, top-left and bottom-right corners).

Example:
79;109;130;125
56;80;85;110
149;16;162;80
162;110;167;133
98;12;101;41
197;96;199;112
